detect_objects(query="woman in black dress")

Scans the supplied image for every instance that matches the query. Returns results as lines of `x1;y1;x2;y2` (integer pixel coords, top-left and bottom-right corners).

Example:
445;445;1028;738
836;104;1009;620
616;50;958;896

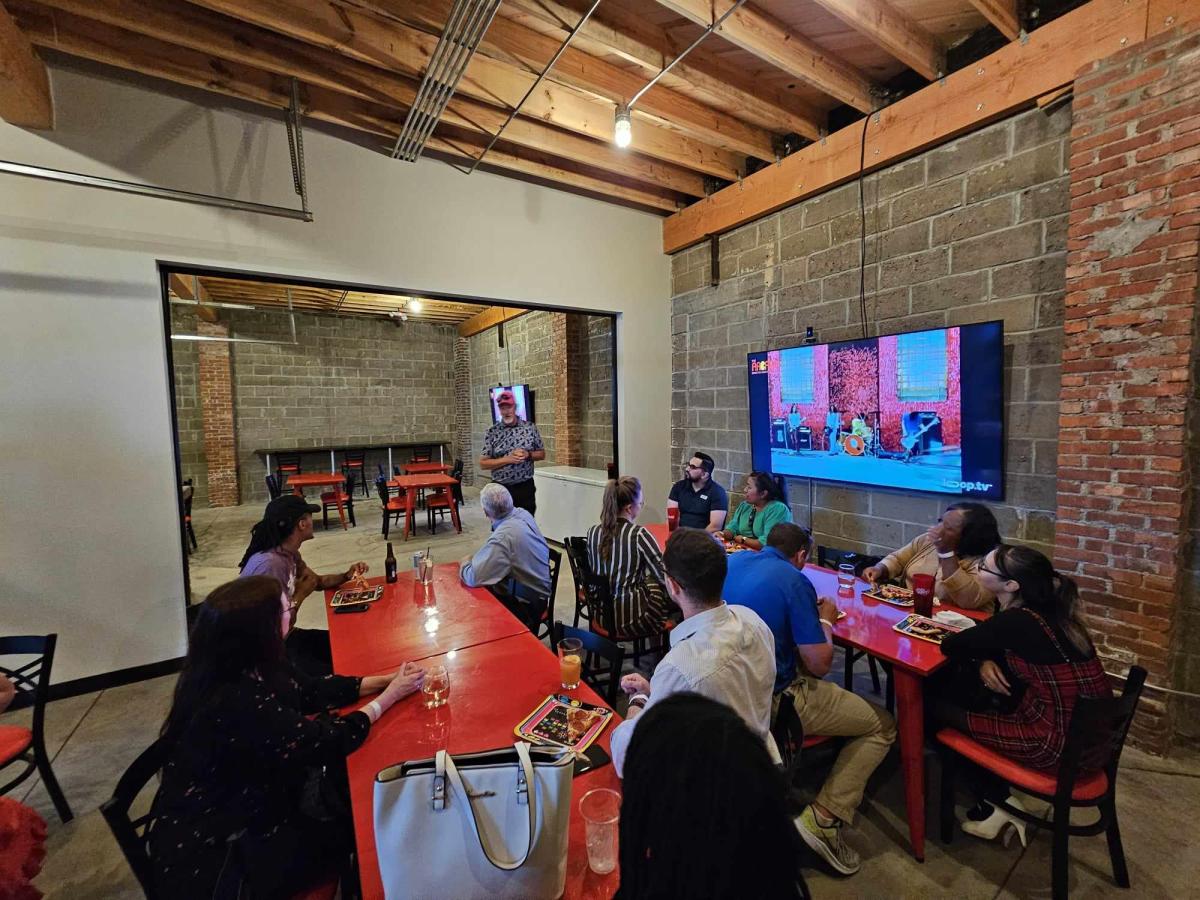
149;575;425;899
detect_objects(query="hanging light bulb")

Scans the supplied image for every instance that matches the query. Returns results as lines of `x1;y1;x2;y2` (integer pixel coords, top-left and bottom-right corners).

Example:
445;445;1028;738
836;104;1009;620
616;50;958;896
614;106;632;148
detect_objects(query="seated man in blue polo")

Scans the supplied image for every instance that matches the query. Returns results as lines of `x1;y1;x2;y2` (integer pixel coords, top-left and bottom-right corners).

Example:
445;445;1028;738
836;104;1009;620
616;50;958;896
723;522;895;878
666;451;728;532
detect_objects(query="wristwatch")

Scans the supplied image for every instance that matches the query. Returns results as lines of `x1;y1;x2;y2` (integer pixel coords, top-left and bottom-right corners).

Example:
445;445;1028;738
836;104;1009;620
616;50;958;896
629;693;649;709
936;550;956;559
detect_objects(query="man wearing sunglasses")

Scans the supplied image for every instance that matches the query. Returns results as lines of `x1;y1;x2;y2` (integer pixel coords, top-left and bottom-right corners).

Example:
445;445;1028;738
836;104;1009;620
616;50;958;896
667;451;728;532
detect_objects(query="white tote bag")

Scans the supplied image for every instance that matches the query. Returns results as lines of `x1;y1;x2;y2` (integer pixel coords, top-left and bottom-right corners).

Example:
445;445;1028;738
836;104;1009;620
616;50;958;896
374;742;574;900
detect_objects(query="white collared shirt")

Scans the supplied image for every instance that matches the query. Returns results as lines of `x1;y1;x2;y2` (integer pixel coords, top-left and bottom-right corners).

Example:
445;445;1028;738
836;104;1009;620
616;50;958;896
611;602;778;777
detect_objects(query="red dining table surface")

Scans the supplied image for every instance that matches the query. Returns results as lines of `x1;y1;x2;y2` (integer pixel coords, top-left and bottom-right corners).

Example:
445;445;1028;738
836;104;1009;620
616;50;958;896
401;461;451;475
284;472;352;529
386;474;462;539
324;568;528;672
333;629;622;900
645;521;987;860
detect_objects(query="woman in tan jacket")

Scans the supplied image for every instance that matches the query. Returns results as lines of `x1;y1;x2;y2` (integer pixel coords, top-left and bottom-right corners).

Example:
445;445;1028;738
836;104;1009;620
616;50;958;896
862;502;1001;611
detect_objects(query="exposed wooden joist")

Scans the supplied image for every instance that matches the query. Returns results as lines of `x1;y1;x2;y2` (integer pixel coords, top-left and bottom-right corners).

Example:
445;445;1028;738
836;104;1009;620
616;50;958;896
395;0;777;158
13;8;682;213
662;0;1150;252
168;272;219;322
184;0;745;179
458;306;530;338
0;0;53;128
808;0;946;81
489;0;824;138
965;0;1022;42
649;0;877;113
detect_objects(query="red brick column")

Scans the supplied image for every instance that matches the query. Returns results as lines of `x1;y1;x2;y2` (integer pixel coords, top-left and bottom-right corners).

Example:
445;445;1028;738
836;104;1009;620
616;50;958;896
552;314;586;467
1057;23;1200;751
197;320;240;507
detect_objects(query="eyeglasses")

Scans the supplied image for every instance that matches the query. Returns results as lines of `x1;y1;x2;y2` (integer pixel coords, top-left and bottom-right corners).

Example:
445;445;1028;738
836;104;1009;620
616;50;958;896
978;562;1005;578
684;463;703;470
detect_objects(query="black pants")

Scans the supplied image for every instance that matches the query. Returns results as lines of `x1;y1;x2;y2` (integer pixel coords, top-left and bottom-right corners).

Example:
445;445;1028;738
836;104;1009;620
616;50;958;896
500;479;536;516
488;581;548;633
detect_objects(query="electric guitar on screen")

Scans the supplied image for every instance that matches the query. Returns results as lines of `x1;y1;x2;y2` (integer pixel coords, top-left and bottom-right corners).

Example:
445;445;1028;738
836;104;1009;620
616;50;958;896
901;414;941;457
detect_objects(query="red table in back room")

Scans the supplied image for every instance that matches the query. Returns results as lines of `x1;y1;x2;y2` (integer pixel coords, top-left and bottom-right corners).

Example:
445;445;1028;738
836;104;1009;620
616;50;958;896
645;521;986;861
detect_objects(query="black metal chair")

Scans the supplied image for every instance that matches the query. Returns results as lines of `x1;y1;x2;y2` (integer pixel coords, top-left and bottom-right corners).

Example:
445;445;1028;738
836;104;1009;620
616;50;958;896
320;473;356;529
533;548;562;640
450;458;465;506
376;478;410;540
0;634;73;822
342;450;369;498
563;536;597;630
410;446;433;463
265;473;283;500
100;736;171;898
275;452;302;487
551;621;625;708
181;479;197;553
938;666;1147;900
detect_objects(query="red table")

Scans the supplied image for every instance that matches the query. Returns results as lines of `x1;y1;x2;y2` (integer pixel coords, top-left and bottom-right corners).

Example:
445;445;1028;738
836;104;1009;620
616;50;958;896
387;474;462;539
645;521;986;861
283;472;350;530
330;626;622;899
402;461;451;475
323;568;528;672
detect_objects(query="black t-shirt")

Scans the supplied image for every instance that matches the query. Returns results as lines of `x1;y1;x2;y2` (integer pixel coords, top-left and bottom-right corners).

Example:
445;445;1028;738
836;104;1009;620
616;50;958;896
668;477;729;529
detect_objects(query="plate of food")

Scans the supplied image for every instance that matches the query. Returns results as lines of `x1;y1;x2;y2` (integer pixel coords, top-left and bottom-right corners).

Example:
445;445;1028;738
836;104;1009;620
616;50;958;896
515;695;613;753
864;584;915;606
330;585;384;607
892;613;962;645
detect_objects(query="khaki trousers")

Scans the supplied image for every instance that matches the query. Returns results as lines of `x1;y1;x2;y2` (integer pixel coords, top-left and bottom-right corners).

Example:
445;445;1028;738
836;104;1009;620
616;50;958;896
776;675;896;824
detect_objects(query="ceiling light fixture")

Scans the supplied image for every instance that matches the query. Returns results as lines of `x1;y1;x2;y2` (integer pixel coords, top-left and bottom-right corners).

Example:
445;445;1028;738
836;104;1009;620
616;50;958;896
408;299;423;313
613;107;632;148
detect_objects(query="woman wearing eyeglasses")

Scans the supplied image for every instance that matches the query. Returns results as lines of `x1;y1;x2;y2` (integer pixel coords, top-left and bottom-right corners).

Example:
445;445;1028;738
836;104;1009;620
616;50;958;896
932;545;1111;846
149;576;426;900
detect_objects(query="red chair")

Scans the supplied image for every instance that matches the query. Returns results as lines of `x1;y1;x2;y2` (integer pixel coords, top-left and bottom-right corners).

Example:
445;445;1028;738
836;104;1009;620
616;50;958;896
320;474;357;529
409;446;433;464
771;694;835;782
376;478;413;540
276;453;302;489
937;666;1147;900
0;635;72;823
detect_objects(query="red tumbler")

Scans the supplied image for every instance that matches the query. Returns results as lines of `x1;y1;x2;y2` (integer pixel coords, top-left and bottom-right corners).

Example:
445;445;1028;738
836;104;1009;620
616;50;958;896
667;507;680;532
911;573;935;618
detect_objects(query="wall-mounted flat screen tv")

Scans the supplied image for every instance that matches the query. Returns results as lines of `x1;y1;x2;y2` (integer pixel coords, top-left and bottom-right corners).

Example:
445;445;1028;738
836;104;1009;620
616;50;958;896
747;321;1004;500
489;384;535;424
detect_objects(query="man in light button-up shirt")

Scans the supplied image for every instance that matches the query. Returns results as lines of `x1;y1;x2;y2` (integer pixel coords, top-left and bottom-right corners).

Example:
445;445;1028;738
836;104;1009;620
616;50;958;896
611;528;777;777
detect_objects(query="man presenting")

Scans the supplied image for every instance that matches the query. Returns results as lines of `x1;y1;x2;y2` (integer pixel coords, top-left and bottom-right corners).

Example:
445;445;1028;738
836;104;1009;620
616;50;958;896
666;451;728;532
724;522;895;877
479;389;545;515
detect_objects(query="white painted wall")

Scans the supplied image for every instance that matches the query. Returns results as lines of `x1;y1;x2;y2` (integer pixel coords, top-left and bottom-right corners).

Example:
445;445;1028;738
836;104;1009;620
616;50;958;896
0;63;671;683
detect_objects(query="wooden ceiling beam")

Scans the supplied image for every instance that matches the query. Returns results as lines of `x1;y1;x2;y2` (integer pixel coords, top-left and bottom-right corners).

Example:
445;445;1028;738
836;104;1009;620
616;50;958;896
11;9;682;213
184;0;745;179
966;0;1022;42
168;272;220;322
807;0;946;81
388;0;776;158
491;0;824;138
457;306;530;338
662;0;1150;252
0;0;53;128
649;0;877;113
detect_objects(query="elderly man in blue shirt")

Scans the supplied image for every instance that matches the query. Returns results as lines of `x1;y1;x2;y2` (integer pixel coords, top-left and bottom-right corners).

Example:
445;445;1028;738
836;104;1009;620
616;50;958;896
460;482;551;630
724;522;895;878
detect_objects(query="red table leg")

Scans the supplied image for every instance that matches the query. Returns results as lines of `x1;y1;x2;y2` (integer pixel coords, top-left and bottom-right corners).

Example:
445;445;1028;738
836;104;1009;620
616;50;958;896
447;487;462;533
403;487;415;541
892;668;927;861
334;494;348;530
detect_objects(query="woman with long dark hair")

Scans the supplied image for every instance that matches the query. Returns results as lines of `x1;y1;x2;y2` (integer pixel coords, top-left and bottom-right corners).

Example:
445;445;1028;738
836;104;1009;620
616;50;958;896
864;501;1002;610
721;471;792;551
586;476;673;639
934;544;1111;845
617;693;809;900
149;576;425;899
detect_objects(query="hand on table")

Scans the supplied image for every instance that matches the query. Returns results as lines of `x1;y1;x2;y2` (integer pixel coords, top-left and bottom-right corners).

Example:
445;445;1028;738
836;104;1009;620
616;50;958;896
862;564;886;585
979;660;1011;696
817;597;840;625
382;662;426;704
620;673;651;696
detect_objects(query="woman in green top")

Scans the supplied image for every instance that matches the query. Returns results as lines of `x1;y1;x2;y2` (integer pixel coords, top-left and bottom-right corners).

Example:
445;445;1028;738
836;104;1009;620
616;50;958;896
721;472;792;550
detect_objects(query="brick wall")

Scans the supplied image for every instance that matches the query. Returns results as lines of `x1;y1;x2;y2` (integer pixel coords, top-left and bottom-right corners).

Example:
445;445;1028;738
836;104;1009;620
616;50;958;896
227;310;457;503
583;316;615;470
553;314;585;467
170;306;207;504
670;104;1071;558
1061;22;1200;752
453;337;475;485
197;319;240;507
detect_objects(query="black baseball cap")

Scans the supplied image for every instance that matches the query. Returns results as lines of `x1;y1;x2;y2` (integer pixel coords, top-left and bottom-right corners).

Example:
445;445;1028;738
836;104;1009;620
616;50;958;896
264;495;320;530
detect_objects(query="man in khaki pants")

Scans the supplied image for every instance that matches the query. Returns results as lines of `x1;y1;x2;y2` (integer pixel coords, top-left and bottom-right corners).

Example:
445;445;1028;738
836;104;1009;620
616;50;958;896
723;522;895;877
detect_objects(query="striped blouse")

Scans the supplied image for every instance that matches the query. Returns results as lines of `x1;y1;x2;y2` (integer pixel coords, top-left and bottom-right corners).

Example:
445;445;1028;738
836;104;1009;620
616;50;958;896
586;519;672;638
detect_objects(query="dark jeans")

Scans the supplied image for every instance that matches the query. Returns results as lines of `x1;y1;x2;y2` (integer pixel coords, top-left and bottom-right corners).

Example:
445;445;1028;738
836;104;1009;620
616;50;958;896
501;478;536;516
488;580;548;632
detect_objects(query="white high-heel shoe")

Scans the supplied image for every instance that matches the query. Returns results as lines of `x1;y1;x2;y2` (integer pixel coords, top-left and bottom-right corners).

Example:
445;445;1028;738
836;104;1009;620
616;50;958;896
962;798;1028;848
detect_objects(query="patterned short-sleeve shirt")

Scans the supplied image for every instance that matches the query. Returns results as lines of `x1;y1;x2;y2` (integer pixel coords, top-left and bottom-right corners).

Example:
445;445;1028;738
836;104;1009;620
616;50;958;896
481;418;544;484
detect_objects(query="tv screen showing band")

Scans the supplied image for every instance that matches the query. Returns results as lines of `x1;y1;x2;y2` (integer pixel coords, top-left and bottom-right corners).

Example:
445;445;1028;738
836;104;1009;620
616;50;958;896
747;321;1004;500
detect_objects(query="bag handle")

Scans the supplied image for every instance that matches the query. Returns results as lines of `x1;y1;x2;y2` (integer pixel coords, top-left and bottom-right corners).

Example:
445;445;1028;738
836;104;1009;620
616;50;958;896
436;742;538;871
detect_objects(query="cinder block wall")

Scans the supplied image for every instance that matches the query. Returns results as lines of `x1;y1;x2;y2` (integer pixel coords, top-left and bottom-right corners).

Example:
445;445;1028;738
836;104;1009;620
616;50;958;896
583;316;615;470
669;104;1072;560
171;306;207;503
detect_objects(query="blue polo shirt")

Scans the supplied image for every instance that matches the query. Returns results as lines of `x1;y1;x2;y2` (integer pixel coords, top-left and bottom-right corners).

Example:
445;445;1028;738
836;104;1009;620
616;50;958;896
723;545;826;692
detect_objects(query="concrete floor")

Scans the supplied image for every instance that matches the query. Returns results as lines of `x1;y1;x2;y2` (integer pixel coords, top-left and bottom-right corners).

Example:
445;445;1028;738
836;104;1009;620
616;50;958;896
7;491;1200;898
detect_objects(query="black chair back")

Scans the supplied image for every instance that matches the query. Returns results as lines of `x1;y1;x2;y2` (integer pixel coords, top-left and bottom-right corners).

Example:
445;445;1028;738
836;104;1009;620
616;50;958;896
375;477;391;507
410;446;433;463
1057;666;1146;801
551;621;625;707
264;474;283;500
450;458;465;505
275;453;302;478
816;545;881;577
771;691;806;778
100;737;172;900
564;537;617;636
536;548;562;639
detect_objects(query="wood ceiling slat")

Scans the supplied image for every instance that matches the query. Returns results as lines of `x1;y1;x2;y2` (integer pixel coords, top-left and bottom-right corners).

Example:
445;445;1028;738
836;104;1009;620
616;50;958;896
0;0;53;128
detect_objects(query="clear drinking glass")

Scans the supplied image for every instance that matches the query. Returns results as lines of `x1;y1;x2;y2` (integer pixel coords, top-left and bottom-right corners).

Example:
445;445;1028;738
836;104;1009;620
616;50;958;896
422;665;450;708
837;563;856;598
558;637;583;690
419;554;434;585
580;789;621;875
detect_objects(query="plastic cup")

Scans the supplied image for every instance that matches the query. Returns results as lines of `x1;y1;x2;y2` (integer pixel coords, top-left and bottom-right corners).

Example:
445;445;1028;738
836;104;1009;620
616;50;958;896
911;573;935;618
837;563;856;599
580;788;621;875
558;637;583;689
667;507;680;533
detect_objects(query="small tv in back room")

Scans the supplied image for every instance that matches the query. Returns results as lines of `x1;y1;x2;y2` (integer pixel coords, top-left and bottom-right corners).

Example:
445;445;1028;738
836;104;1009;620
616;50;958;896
747;321;1004;501
489;384;535;424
